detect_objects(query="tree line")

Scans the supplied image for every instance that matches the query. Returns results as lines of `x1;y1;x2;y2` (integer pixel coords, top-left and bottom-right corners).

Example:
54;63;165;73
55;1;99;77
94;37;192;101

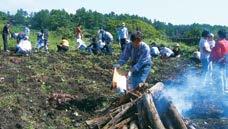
1;8;228;42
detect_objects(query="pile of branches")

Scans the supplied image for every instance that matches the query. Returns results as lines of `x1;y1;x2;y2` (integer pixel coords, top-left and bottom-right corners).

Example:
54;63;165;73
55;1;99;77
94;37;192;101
86;82;196;129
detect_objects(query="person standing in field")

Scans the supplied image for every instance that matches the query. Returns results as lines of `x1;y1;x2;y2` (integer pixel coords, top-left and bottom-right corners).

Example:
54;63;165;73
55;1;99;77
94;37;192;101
210;29;228;93
75;24;82;41
118;22;129;51
24;25;30;37
208;33;216;77
199;30;211;74
2;22;11;52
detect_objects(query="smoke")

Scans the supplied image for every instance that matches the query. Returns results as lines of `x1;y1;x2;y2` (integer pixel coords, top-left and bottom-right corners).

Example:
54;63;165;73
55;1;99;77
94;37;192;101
162;66;228;118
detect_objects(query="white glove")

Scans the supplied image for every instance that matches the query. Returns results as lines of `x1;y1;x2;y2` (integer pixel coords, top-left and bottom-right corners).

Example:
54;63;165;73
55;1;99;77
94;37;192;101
113;64;121;68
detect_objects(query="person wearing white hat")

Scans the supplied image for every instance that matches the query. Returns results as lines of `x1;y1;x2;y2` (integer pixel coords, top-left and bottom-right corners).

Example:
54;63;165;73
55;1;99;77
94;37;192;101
118;22;129;51
208;33;215;49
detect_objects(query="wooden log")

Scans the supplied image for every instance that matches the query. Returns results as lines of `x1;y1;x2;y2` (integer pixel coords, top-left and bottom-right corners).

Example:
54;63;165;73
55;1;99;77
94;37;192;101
163;97;187;129
168;103;187;129
110;117;132;129
161;114;174;129
136;99;146;129
87;82;166;129
147;82;165;95
122;125;128;129
86;115;111;129
104;82;165;129
103;98;139;129
143;94;166;129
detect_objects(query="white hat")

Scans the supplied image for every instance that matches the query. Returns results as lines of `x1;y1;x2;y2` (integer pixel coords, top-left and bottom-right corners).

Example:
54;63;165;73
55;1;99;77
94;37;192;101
208;33;214;37
25;36;29;40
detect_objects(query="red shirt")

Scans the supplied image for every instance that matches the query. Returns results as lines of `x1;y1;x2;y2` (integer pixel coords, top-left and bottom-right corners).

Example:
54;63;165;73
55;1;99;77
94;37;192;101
210;39;228;63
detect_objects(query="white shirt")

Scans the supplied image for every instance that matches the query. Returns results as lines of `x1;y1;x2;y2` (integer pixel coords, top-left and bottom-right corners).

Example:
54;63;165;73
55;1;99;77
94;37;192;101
151;46;160;56
199;38;211;59
119;27;128;39
208;40;215;49
18;40;32;52
160;47;174;57
76;39;87;48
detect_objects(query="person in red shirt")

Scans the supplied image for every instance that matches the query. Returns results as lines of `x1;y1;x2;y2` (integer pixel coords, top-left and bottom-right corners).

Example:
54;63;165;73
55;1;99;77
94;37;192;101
210;30;228;65
210;29;228;93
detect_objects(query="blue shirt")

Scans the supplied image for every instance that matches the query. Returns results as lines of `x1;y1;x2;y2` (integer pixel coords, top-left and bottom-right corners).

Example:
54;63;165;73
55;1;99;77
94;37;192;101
118;42;151;72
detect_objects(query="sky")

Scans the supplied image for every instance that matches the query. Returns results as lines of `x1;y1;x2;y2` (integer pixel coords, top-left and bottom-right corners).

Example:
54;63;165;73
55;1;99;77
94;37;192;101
0;0;228;26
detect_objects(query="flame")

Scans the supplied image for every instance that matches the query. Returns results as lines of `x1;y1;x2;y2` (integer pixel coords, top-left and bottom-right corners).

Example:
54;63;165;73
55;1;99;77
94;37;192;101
112;68;127;93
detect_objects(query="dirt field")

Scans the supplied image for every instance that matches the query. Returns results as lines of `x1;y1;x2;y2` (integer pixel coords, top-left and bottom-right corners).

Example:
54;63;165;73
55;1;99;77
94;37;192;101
0;51;227;129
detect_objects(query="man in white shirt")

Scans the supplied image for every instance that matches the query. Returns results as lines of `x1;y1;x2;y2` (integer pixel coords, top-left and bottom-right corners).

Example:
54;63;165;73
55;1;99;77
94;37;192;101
118;22;129;51
199;30;211;73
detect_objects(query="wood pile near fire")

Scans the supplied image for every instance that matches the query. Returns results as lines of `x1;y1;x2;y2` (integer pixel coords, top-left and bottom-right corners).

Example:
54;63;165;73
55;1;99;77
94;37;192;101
86;82;195;129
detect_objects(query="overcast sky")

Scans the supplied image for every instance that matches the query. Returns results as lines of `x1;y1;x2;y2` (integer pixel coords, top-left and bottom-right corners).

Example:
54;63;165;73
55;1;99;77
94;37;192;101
0;0;228;26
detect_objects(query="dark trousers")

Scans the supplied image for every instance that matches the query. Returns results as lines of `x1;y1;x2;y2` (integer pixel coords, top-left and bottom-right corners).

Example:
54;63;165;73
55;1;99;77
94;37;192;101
120;38;127;51
2;33;8;51
57;45;69;52
44;39;48;50
102;43;112;54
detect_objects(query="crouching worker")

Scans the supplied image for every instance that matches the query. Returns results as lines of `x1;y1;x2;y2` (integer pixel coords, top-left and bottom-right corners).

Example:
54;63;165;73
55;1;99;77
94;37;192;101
16;36;32;55
113;31;152;91
87;37;100;55
57;37;69;52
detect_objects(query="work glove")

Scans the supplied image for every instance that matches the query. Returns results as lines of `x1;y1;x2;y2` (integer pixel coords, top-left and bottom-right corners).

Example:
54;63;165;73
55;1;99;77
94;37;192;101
113;64;121;68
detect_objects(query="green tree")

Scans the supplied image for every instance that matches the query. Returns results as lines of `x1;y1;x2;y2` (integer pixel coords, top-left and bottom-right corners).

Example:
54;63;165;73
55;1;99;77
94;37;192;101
30;9;50;30
13;9;28;25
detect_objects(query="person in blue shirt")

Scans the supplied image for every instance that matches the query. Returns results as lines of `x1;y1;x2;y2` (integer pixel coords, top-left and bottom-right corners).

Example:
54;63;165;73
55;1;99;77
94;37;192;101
114;31;152;91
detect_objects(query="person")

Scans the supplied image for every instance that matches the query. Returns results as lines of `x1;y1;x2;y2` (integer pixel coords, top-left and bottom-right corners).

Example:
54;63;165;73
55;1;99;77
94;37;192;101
100;29;113;54
150;42;160;57
113;31;151;91
15;36;32;55
208;33;215;49
199;30;211;74
43;29;49;52
208;33;216;77
36;31;44;50
87;37;100;55
57;37;69;52
118;22;129;51
210;29;228;93
76;38;87;51
159;44;174;58
172;43;181;57
24;26;30;37
16;32;26;44
75;24;82;40
97;27;106;49
2;22;10;52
